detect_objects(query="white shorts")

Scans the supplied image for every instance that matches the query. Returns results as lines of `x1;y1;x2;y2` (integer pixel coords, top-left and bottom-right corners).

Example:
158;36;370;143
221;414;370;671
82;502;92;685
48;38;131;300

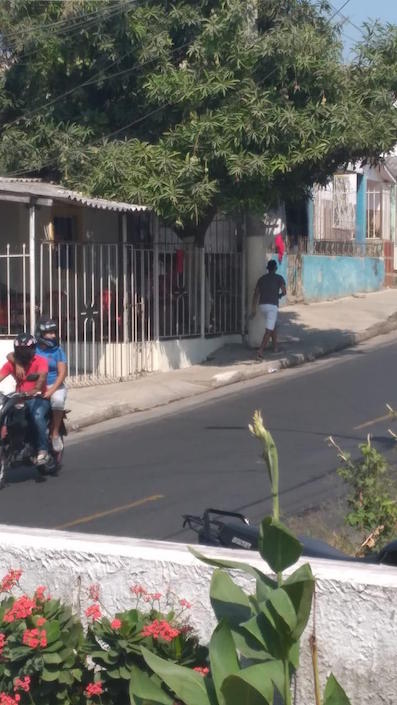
51;387;67;411
259;304;278;331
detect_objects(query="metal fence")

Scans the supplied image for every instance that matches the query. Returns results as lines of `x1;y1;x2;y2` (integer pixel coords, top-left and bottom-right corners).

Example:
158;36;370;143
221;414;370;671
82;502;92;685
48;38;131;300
0;244;29;336
39;242;153;384
35;238;242;383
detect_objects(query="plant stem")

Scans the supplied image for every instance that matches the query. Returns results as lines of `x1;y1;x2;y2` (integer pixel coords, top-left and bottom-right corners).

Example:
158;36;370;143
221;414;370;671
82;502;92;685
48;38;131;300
283;659;292;705
310;634;322;705
310;587;322;705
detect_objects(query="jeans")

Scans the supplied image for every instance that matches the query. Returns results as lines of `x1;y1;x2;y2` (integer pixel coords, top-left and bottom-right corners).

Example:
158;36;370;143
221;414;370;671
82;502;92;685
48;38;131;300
26;398;50;452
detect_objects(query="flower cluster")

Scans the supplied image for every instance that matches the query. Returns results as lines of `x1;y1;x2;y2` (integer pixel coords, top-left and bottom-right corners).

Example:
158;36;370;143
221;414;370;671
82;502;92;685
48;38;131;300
179;598;192;609
89;584;100;602
0;633;6;656
141;619;180;642
13;677;30;693
34;586;48;602
84;681;103;698
85;604;101;621
3;596;36;623
0;693;20;705
0;571;22;594
22;628;47;649
110;618;121;630
194;666;209;676
130;584;147;597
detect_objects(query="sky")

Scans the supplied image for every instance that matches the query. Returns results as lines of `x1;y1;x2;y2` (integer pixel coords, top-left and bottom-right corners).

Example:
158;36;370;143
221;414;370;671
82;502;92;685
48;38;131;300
332;0;397;57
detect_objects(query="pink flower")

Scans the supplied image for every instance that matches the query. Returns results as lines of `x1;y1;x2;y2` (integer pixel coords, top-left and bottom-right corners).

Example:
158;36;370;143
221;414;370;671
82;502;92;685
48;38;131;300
3;596;36;623
193;666;209;676
34;586;47;602
22;628;47;649
85;603;101;621
0;570;22;593
84;681;103;697
36;617;46;626
14;676;31;693
130;584;147;596
141;620;180;642
179;599;192;609
111;618;122;630
89;584;100;602
0;693;21;705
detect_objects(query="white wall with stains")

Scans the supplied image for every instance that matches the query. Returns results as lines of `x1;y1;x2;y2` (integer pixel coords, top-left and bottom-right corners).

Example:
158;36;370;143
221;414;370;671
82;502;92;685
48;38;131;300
0;524;396;705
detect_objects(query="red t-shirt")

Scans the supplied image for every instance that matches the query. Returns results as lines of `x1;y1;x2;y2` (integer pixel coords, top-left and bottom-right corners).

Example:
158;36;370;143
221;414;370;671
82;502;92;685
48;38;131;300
0;355;48;393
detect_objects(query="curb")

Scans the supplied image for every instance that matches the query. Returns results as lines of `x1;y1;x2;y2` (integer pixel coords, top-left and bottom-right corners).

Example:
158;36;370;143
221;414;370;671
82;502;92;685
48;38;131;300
68;312;397;433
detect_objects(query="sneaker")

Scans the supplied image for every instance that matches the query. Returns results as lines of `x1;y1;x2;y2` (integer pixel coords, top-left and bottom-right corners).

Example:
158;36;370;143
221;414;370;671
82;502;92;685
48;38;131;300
52;436;63;453
36;451;49;466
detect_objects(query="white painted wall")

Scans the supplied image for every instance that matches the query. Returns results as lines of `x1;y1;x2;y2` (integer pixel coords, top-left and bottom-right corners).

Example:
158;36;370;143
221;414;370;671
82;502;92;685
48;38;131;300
0;524;395;705
0;338;16;393
154;334;242;371
246;206;287;348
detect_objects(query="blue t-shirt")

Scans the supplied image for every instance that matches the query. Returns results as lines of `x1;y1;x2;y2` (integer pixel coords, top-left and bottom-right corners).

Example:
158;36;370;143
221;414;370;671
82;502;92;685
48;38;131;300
36;345;67;386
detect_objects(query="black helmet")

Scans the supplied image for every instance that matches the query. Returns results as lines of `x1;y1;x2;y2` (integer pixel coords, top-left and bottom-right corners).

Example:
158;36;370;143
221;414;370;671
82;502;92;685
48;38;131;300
36;317;59;349
14;333;36;364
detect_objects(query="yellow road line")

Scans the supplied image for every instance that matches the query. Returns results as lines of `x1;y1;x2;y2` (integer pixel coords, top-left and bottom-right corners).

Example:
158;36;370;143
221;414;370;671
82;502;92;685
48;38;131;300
354;414;390;430
54;494;165;530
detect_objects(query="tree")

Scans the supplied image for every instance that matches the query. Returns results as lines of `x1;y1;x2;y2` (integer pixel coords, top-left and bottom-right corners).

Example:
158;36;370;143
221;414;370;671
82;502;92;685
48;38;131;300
0;0;396;240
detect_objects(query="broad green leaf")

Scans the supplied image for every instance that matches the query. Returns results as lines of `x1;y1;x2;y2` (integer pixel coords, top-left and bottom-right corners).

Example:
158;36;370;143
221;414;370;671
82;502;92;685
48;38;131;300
44;621;61;644
190;547;277;588
221;663;275;705
258;518;302;573
41;667;61;682
266;588;297;637
323;674;352;705
210;570;251;627
209;621;239;705
283;564;315;639
129;665;173;705
141;647;212;705
240;613;283;660
42;652;62;665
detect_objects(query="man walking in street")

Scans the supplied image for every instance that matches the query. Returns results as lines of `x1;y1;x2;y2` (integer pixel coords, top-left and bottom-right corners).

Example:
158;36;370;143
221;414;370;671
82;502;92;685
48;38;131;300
251;259;286;357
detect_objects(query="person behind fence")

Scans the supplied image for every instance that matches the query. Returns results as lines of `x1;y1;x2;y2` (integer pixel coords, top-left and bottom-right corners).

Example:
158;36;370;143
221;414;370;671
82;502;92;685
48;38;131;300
251;259;286;357
0;333;50;465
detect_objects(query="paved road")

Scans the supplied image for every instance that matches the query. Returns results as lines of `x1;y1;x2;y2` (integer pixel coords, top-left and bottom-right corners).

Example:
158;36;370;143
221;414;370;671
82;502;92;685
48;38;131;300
1;334;396;542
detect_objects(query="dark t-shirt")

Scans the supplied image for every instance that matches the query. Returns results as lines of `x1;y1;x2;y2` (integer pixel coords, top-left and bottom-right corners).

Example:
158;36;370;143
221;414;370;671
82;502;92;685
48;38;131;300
256;273;286;306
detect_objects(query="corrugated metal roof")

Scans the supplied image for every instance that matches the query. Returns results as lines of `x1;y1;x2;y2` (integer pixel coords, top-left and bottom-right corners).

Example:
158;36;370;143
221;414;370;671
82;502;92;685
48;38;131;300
0;177;148;213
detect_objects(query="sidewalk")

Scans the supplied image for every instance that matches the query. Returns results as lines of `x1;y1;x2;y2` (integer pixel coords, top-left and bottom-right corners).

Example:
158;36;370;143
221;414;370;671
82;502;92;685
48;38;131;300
67;289;397;431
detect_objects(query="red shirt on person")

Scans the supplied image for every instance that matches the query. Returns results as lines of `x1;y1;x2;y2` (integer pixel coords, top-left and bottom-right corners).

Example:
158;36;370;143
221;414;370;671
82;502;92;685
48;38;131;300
0;355;48;393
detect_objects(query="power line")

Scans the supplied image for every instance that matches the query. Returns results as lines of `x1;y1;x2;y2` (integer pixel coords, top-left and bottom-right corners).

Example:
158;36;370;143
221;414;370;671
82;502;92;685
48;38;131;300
1;0;126;46
328;0;353;23
0;1;131;64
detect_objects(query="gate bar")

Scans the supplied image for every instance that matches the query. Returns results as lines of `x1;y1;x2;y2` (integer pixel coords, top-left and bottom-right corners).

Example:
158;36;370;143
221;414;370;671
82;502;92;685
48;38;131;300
29;202;36;333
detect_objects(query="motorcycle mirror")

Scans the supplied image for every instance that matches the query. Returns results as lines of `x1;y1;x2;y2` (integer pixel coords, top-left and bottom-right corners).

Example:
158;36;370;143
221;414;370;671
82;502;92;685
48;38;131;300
25;373;39;382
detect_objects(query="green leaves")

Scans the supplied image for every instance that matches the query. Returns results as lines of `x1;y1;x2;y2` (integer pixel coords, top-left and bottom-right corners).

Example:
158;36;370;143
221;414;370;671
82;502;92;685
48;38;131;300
1;0;396;236
323;674;352;705
138;647;212;705
258;518;303;573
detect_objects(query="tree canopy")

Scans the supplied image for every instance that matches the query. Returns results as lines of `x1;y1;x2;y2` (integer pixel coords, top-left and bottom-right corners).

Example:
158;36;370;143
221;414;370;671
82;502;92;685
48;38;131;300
0;0;396;239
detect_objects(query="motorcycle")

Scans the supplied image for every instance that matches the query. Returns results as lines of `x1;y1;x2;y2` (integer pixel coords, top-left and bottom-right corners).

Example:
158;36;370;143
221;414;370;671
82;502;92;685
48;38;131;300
0;376;67;489
183;508;397;567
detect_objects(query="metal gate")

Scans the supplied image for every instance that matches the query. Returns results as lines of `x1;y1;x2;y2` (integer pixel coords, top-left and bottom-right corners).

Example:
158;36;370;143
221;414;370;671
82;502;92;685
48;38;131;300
39;242;153;385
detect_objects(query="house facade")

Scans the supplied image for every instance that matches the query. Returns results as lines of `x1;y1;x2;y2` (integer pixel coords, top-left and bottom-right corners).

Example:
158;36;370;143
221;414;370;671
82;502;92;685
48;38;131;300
0;178;244;384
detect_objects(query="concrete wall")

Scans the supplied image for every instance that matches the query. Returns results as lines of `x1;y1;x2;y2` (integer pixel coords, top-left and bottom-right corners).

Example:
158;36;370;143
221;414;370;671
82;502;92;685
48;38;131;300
155;334;241;371
0;524;396;705
301;255;385;302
